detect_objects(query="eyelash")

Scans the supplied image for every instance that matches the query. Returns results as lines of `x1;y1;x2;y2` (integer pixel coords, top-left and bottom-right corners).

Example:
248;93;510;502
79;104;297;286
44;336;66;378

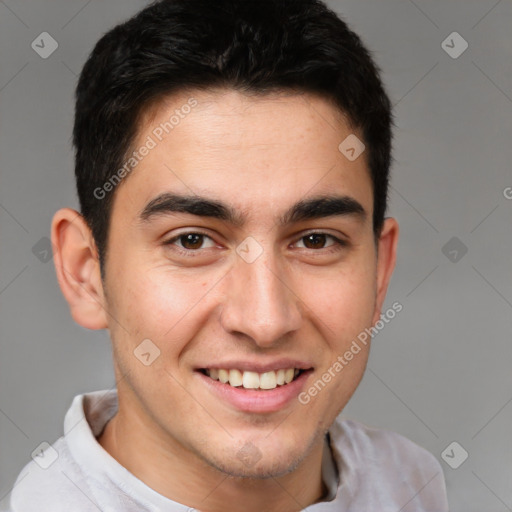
163;231;348;257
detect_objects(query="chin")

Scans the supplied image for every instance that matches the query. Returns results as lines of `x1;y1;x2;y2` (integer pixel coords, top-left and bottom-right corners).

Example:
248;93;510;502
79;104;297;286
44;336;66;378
212;453;301;480
203;433;317;480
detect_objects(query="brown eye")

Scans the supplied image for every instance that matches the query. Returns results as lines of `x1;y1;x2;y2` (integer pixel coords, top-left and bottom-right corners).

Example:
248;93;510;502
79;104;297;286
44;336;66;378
164;232;216;253
302;233;328;249
179;233;204;250
297;233;345;250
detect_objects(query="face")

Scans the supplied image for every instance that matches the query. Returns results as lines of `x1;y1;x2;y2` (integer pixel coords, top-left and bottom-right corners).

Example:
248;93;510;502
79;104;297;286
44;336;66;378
100;89;393;478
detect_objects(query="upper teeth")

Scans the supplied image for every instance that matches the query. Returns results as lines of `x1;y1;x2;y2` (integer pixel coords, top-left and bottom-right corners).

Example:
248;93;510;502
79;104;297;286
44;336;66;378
207;368;300;390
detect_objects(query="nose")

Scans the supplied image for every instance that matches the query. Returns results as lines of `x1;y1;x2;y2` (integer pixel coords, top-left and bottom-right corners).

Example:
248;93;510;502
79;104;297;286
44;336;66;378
219;249;302;348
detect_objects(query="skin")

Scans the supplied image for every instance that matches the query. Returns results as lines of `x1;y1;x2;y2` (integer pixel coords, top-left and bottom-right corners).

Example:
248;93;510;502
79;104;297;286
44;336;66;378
51;89;398;512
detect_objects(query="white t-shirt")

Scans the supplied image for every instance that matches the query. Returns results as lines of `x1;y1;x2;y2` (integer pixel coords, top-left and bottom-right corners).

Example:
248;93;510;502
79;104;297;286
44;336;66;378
5;389;449;511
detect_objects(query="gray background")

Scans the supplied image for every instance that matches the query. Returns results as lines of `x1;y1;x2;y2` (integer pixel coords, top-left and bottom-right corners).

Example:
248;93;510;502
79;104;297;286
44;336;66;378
1;0;511;510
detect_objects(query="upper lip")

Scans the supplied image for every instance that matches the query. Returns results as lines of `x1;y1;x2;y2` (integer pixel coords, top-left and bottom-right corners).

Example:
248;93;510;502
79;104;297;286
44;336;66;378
196;359;313;373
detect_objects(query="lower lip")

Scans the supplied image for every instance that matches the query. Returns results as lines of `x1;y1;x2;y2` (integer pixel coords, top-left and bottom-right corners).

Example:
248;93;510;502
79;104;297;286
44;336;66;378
196;370;312;413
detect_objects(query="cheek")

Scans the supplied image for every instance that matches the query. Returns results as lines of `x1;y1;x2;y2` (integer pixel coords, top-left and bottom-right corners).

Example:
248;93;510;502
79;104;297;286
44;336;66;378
306;263;377;343
107;262;221;353
104;266;218;402
296;268;375;423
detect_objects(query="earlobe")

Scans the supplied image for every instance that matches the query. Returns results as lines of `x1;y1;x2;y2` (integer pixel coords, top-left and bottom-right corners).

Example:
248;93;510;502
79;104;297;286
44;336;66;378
51;208;108;330
372;217;399;325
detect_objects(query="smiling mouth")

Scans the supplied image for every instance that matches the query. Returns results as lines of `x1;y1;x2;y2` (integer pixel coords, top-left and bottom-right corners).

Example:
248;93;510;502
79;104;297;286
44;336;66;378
199;368;306;390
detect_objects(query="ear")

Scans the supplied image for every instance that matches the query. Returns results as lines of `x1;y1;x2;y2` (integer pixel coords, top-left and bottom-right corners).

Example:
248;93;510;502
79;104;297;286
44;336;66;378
51;208;108;330
372;217;399;325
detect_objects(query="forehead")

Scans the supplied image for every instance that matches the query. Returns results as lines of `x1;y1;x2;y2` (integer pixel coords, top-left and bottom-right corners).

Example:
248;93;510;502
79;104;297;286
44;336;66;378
113;88;373;225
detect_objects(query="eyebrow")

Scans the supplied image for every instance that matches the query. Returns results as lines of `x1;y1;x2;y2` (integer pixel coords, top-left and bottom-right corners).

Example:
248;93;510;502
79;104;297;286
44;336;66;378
139;192;366;227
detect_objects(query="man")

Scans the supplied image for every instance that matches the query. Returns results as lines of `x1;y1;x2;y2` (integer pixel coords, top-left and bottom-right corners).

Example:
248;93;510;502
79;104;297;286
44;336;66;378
8;0;449;510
